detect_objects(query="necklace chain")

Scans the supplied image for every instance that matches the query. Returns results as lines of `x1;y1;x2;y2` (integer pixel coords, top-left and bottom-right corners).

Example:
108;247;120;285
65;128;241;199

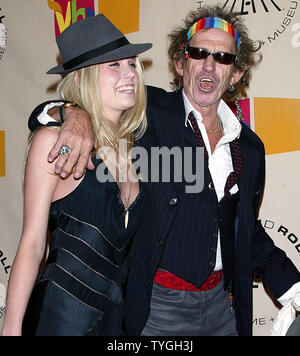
206;116;222;134
116;160;133;211
115;158;132;229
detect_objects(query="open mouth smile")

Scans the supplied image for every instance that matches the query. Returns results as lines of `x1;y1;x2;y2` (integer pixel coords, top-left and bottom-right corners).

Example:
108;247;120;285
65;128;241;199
116;85;135;94
199;78;215;91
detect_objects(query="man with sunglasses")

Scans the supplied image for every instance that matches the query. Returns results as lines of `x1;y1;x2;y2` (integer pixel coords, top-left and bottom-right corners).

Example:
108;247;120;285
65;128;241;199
28;6;300;336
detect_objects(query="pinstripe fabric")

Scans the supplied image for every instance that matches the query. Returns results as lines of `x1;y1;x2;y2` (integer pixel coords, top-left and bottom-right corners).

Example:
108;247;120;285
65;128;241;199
124;87;300;336
159;155;220;288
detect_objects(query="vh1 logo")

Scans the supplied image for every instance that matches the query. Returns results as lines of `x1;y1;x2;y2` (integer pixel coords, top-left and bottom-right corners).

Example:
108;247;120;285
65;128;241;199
48;0;95;38
48;0;140;38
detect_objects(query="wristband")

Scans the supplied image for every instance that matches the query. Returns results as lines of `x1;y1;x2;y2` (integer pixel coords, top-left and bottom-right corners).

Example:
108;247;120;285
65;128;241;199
59;102;79;123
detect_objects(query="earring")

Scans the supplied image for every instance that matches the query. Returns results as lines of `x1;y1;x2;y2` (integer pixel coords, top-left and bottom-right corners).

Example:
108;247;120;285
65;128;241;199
242;66;249;86
228;84;244;121
228;84;235;93
234;95;244;121
241;76;248;86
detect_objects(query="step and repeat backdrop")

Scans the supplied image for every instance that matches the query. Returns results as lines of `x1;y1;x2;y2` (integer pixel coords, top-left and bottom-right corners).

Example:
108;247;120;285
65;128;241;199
0;0;299;335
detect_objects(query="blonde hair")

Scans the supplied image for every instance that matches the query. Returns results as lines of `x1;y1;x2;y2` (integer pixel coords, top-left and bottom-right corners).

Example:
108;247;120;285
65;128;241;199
57;58;147;156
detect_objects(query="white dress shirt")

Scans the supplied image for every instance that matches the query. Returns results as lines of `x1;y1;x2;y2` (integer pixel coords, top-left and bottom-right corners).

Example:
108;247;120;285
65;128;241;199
183;90;241;272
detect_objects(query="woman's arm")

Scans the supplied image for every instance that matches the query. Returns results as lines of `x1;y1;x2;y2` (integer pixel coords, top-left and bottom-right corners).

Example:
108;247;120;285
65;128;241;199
1;128;60;336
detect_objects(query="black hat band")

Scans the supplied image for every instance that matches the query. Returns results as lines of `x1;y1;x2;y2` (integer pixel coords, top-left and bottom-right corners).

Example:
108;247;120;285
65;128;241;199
63;37;130;71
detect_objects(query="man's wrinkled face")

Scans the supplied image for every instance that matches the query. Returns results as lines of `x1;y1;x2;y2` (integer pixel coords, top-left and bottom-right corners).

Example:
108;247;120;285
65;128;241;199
175;28;243;112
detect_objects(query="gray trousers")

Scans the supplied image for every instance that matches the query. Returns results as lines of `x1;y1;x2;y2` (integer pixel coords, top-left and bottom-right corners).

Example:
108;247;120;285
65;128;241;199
141;279;238;336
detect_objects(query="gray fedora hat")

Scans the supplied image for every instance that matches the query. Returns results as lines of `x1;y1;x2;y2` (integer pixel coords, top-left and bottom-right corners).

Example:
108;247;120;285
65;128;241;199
47;14;152;74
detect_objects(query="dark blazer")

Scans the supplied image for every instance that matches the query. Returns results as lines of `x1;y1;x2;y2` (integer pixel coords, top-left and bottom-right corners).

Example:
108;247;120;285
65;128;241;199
28;86;300;336
123;86;300;336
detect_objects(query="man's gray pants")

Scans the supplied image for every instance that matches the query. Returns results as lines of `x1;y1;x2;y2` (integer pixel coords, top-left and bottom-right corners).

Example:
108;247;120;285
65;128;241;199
141;278;238;336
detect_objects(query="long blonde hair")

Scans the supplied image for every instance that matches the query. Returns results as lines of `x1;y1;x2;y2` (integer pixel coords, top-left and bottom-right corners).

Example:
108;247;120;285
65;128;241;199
57;58;147;156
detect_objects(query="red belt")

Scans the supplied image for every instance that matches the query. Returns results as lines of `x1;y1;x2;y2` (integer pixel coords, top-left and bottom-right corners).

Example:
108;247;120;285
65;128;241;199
154;270;223;292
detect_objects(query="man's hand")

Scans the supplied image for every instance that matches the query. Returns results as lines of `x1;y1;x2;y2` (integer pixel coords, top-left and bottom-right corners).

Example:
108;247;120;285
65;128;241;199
292;292;300;315
271;291;300;336
47;106;95;179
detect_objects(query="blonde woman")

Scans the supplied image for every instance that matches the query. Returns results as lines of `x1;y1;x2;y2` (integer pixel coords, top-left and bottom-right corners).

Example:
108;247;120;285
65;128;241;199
1;14;151;336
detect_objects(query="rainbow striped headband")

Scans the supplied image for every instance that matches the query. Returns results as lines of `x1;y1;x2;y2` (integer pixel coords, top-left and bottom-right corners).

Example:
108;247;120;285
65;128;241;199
187;17;240;48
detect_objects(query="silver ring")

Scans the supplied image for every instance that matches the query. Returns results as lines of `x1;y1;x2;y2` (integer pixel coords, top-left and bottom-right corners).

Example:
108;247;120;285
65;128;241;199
59;145;71;156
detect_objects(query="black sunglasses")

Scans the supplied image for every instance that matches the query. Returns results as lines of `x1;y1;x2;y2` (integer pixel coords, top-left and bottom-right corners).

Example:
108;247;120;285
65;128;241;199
185;46;237;65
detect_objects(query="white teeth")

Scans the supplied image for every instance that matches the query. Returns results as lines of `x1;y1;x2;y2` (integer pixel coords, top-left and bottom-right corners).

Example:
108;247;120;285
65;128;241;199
201;78;213;83
117;85;134;92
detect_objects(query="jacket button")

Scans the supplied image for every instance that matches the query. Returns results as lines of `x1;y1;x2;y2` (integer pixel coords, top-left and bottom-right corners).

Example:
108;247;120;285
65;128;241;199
170;198;178;206
157;239;163;247
208;181;215;190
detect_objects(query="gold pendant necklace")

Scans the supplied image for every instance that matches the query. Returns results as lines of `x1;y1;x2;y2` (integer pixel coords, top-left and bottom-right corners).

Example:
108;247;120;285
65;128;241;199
116;160;132;229
102;151;133;229
120;181;132;229
207;116;221;134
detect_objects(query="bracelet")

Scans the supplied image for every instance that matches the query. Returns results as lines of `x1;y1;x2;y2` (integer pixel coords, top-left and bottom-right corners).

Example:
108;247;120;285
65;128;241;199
59;102;79;123
63;102;79;109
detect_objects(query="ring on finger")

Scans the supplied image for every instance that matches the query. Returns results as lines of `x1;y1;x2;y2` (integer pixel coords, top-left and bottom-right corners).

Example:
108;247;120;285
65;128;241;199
59;145;72;156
